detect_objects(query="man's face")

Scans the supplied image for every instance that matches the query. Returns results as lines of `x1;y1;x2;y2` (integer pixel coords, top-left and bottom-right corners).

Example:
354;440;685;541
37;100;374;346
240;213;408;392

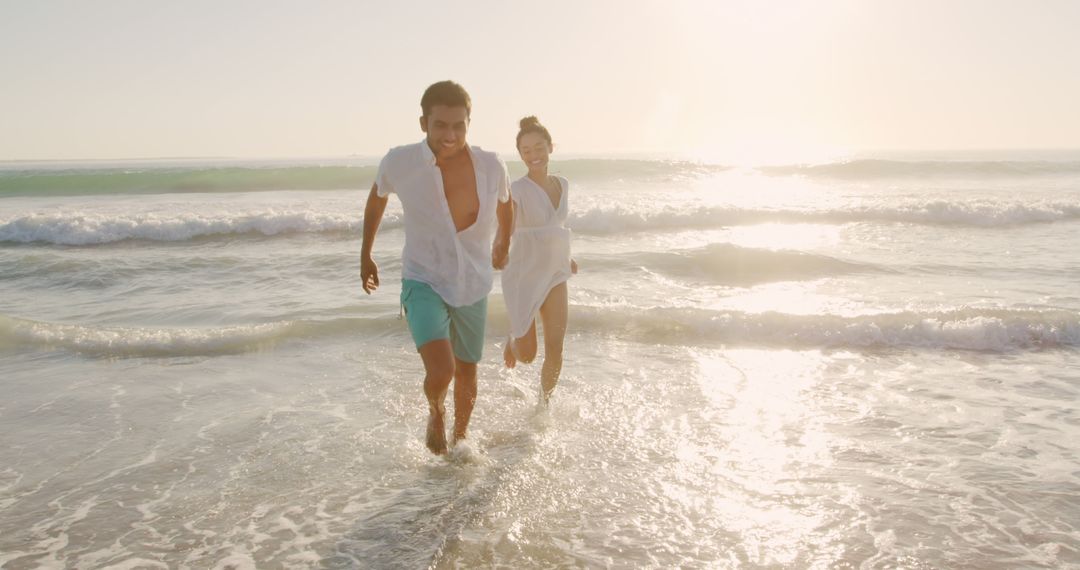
420;105;469;160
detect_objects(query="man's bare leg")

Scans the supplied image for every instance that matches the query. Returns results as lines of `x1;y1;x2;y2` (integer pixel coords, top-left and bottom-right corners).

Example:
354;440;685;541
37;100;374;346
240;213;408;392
418;339;455;455
538;282;568;405
451;358;477;443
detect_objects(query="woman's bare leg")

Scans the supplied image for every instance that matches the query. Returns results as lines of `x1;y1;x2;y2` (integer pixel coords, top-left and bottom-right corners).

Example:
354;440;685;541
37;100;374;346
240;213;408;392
504;319;538;368
537;282;568;404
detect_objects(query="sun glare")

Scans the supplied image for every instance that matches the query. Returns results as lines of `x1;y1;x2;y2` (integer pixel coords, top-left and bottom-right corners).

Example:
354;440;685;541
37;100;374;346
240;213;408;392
689;140;853;168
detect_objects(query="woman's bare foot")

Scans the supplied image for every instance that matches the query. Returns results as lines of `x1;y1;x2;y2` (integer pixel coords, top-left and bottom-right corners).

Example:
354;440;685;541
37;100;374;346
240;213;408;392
503;337;517;369
426;409;448;455
538;384;551;409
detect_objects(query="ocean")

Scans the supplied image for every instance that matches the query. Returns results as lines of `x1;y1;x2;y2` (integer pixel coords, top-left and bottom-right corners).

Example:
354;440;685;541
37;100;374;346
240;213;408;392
1;153;1078;568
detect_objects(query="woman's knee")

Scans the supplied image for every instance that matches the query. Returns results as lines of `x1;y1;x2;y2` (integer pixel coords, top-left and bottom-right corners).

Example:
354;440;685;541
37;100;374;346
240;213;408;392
516;339;538;363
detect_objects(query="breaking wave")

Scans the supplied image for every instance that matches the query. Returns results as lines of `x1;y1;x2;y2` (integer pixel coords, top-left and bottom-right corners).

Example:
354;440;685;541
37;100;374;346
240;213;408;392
0;210;386;245
4;307;1076;357
584;244;883;285
570;306;1080;352
759;159;1080;179
566;201;1080;234
4;198;1078;245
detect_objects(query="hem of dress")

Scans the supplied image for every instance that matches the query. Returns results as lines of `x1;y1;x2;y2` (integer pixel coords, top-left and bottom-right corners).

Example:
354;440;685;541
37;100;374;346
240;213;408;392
508;273;571;340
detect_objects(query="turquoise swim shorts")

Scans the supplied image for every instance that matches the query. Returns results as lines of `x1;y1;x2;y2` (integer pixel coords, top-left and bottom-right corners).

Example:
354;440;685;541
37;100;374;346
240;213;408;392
400;279;488;363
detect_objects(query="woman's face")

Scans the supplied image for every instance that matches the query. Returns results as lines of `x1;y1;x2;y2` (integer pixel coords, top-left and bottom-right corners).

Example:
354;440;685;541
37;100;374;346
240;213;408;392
518;131;552;173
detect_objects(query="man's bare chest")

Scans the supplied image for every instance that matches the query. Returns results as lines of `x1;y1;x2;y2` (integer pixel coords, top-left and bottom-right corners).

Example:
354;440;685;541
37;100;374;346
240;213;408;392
440;164;479;231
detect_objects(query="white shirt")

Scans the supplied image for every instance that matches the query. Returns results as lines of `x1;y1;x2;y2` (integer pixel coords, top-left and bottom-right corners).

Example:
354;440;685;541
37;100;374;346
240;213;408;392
376;140;510;307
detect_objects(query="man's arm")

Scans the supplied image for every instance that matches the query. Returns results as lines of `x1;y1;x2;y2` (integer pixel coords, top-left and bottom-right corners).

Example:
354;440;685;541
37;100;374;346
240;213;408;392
361;183;389;294
492;197;513;270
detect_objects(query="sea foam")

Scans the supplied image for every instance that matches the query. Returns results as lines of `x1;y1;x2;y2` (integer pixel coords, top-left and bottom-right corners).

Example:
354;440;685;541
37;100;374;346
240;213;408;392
585;243;882;285
567;201;1080;235
3;199;1077;245
567;306;1080;352
5;308;1076;357
0;210;394;245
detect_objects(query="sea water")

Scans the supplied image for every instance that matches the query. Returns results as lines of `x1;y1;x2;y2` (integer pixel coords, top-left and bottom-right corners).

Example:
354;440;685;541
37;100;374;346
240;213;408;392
1;153;1078;568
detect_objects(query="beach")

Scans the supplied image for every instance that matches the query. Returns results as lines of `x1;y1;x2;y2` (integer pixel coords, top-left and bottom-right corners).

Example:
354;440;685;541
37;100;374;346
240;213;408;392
1;154;1079;568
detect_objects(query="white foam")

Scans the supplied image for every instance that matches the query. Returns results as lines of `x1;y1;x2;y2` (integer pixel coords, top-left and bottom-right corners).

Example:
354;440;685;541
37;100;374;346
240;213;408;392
567;200;1080;235
572;306;1080;351
0;314;293;356
3;198;1076;245
101;558;170;570
0;210;402;245
448;440;485;464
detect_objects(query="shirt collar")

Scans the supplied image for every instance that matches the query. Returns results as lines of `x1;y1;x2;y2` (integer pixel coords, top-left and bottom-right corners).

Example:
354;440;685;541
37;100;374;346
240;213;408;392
420;139;436;165
419;139;474;166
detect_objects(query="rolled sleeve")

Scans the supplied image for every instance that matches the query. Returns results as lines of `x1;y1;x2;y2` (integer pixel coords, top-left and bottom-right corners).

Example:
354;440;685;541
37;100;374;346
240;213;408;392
375;153;395;197
495;156;510;203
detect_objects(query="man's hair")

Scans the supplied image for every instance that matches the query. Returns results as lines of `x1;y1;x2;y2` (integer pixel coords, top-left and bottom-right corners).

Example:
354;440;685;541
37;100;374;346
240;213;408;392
421;81;471;118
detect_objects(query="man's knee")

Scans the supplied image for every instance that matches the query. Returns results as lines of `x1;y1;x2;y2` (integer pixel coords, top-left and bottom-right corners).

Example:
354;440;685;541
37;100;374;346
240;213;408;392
426;364;453;383
454;361;478;382
420;341;456;385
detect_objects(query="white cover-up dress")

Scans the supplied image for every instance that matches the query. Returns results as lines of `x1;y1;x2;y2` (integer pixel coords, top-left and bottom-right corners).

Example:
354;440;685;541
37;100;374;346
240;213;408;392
501;175;572;339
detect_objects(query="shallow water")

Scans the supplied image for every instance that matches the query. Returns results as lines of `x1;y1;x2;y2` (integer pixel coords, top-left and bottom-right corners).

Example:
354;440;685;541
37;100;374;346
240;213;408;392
1;155;1079;568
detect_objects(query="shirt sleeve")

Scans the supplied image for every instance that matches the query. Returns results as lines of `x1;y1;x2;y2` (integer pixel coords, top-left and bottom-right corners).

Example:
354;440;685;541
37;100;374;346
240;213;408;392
495;156;511;203
375;151;394;198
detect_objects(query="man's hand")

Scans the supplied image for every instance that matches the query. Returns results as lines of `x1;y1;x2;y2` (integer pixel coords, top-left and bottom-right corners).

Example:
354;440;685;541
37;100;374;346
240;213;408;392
361;256;380;294
492;237;509;270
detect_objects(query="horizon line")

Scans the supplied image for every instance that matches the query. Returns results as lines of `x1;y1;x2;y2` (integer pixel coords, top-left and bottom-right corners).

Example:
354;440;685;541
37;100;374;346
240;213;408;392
3;147;1080;165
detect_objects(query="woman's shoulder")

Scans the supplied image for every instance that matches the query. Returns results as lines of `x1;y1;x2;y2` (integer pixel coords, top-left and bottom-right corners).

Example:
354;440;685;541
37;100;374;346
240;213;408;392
510;176;534;192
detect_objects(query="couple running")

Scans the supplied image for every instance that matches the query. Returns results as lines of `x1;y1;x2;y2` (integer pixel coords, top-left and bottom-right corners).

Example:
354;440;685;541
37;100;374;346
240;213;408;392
360;80;575;455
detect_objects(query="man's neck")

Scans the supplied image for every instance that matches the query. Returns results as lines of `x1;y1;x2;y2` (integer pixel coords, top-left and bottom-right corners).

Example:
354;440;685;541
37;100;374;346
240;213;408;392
436;147;470;169
428;141;469;165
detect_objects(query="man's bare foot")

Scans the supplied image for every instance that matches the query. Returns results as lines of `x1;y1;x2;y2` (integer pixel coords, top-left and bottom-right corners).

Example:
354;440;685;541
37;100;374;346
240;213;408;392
503;337;517;369
426;409;448;455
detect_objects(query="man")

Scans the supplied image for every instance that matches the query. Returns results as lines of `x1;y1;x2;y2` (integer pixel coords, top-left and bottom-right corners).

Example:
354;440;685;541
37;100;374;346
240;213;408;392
360;80;513;455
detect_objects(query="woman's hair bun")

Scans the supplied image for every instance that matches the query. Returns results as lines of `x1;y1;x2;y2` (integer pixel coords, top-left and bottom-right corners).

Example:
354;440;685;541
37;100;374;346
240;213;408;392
519;116;541;130
516;115;552;147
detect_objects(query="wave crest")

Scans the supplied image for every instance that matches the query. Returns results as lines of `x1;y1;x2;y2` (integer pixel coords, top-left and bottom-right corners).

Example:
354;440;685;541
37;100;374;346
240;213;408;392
0;210;401;245
571;306;1080;351
567;201;1080;235
588;244;880;285
760;159;1080;179
3;199;1076;245
0;314;396;357
5;307;1076;358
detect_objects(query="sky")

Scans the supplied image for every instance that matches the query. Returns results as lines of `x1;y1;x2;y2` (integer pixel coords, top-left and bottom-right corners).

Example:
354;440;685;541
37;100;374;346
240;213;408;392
1;0;1079;162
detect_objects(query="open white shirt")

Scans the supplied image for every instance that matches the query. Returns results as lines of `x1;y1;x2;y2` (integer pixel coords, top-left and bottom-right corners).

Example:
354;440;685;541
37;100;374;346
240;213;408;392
376;140;510;307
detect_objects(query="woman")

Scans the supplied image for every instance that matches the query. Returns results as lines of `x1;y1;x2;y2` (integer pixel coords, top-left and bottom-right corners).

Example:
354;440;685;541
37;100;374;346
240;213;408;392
502;116;577;406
